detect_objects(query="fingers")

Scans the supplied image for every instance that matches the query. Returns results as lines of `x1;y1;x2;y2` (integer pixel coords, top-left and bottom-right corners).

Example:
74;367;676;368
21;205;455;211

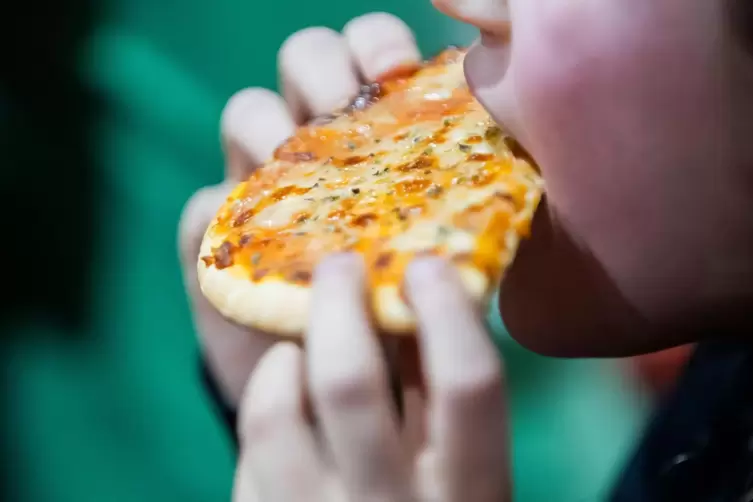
235;343;326;502
432;0;511;37
178;184;277;404
406;258;501;397
278;14;422;122
343;13;421;82
405;258;510;501
278;27;361;122
221;13;422;180
430;0;529;145
464;37;529;146
221;88;297;180
307;255;412;500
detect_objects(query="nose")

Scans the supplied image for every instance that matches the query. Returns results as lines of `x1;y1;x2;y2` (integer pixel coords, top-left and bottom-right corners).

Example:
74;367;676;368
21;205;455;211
431;0;511;37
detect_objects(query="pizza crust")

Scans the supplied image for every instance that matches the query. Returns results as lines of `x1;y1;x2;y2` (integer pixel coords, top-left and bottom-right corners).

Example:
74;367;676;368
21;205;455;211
197;170;541;338
198;229;491;337
198;235;309;336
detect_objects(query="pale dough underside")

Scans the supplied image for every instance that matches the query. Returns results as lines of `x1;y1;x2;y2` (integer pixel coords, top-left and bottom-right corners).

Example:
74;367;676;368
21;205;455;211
197;217;535;338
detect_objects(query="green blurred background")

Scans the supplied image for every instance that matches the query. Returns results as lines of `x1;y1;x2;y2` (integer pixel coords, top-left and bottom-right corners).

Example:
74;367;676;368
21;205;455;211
2;1;650;501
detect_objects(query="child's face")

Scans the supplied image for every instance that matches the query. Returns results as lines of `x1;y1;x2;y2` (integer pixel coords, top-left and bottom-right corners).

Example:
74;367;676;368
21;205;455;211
440;0;753;355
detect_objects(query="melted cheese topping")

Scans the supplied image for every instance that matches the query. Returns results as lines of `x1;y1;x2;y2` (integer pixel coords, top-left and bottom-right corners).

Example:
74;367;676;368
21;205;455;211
202;48;544;289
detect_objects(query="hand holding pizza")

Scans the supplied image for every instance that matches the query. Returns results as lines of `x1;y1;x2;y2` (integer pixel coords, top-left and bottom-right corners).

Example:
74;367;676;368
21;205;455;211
182;1;753;410
178;12;426;408
233;254;510;502
178;14;512;501
179;0;753;498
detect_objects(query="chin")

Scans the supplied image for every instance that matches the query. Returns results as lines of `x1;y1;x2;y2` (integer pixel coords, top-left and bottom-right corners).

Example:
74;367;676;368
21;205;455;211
500;299;711;360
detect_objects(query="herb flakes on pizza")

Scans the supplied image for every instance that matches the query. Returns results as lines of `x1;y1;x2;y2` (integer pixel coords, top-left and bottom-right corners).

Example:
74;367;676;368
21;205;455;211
198;48;544;337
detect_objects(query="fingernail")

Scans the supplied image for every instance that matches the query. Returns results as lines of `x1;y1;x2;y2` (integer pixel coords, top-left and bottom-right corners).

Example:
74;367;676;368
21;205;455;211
406;257;446;291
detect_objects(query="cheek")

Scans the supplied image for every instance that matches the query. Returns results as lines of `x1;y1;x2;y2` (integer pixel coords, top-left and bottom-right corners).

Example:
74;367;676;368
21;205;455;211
508;2;730;325
513;1;721;178
514;8;651;154
513;2;721;217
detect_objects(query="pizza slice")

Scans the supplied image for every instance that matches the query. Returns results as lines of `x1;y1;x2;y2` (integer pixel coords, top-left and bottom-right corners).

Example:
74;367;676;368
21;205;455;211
198;48;544;337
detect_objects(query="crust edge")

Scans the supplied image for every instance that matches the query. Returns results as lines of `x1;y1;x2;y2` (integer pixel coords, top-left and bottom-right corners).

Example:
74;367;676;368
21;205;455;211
198;232;494;338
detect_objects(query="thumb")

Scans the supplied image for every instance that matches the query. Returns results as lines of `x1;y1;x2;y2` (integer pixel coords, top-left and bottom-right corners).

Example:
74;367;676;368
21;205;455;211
432;0;511;36
464;36;528;146
431;0;531;145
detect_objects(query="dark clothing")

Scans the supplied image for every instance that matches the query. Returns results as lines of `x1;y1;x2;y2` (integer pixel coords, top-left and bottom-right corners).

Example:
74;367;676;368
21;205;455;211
201;361;241;450
610;340;753;502
202;341;753;501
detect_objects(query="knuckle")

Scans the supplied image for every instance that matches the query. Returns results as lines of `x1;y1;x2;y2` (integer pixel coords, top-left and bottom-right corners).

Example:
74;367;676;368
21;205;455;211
409;264;465;311
432;274;465;306
437;365;503;408
239;348;302;442
312;367;383;410
240;401;293;443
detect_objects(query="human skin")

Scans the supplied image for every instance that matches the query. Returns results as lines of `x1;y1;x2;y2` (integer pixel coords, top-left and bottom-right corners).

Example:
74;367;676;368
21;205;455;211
437;0;753;357
179;2;753;500
179;0;753;403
